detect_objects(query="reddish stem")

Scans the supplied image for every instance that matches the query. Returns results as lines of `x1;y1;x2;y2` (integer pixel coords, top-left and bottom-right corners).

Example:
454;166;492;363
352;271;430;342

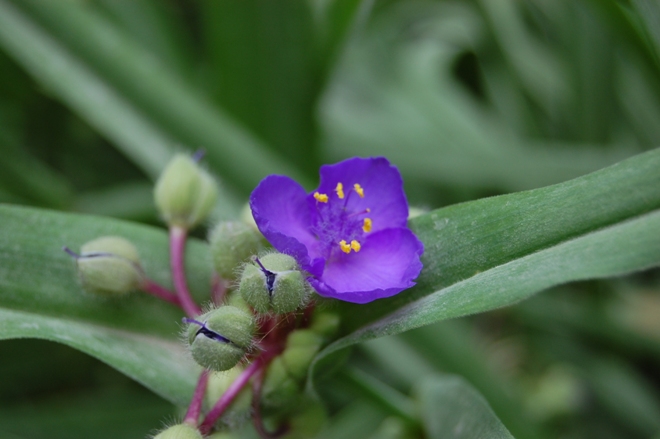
184;369;210;426
170;226;202;317
140;279;180;306
199;358;263;435
252;368;289;438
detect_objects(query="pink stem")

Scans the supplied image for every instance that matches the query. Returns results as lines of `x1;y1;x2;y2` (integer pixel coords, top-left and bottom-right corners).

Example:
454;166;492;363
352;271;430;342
252;368;288;438
140;279;180;306
199;358;265;435
170;226;202;317
184;369;210;426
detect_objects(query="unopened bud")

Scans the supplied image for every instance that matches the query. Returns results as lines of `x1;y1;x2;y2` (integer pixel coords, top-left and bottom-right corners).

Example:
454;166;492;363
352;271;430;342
285;398;328;439
154;154;218;229
309;312;340;339
260;356;300;412
153;424;203;439
209;221;263;280
67;236;143;296
282;329;323;381
239;254;307;314
185;306;255;371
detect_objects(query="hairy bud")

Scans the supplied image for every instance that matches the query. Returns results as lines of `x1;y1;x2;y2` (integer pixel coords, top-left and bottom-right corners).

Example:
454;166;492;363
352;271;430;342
153;424;203;439
185;306;255;371
239;254;307;314
209;221;263;280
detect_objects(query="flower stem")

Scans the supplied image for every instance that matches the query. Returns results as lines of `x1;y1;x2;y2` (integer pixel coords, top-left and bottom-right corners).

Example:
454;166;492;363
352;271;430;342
199;359;262;435
184;369;210;426
170;226;202;317
140;279;180;306
252;367;288;438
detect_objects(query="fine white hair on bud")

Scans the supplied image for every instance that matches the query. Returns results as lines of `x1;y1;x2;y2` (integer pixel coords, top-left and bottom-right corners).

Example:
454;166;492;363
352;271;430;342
184;306;255;372
238;253;309;314
154;153;218;229
209;221;263;280
153;423;203;439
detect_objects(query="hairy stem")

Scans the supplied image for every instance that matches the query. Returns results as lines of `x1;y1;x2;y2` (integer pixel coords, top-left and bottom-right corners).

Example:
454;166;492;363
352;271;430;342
170;226;202;317
184;369;210;426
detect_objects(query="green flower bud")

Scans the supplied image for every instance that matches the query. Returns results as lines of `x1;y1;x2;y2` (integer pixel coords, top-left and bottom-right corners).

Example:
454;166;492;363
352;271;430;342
239;254;308;314
309;312;340;339
154;154;218;229
260;356;300;412
260;329;324;413
408;206;427;219
185;306;255;371
282;330;323;381
209;221;263;280
153;424;203;439
284;398;327;439
368;417;417;439
240;203;259;230
71;236;143;296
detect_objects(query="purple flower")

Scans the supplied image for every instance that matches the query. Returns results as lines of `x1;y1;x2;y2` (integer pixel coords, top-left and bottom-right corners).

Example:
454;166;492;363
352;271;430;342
249;157;424;304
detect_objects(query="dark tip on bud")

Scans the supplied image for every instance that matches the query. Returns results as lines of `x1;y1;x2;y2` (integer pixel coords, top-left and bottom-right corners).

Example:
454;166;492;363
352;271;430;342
192;149;206;162
253;257;276;294
62;246;80;259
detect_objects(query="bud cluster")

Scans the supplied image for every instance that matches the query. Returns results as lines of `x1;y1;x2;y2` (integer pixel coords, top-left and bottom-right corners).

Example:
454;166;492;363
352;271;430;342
62;152;352;439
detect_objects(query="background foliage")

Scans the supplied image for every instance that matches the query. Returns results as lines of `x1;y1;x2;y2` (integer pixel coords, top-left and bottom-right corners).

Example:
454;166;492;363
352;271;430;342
1;0;660;438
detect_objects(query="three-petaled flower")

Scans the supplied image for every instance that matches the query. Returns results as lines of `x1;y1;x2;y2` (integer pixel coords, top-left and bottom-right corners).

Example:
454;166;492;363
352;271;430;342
249;157;424;304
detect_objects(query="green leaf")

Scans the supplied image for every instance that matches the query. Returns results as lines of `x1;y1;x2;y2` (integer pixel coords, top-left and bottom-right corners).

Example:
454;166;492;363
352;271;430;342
0;205;213;405
200;0;319;174
0;0;307;194
320;2;634;192
416;375;514;439
630;0;660;67
312;148;660;388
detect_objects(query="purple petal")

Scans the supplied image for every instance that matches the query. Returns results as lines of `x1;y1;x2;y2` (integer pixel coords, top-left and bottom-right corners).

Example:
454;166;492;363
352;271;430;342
309;228;424;303
250;175;318;268
316;157;409;232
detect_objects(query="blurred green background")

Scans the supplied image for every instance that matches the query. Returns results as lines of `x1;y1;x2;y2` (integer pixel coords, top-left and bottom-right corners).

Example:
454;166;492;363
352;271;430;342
0;0;660;438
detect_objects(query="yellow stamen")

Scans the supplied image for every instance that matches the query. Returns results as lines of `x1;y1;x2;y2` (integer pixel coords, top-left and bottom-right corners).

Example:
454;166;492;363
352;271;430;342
335;182;344;199
313;192;328;203
363;218;372;233
354;183;364;198
339;240;351;254
350;240;361;252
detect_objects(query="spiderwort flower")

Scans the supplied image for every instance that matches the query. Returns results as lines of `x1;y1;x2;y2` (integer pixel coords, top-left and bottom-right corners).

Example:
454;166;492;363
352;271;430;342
249;157;424;304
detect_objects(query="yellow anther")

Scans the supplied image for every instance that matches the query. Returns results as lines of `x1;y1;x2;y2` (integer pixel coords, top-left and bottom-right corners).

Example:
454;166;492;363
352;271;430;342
350;240;361;252
363;218;372;233
335;182;344;199
314;192;328;203
354;183;364;198
339;240;351;254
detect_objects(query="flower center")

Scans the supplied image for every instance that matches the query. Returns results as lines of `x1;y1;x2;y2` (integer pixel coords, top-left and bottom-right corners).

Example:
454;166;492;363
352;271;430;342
311;181;372;260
